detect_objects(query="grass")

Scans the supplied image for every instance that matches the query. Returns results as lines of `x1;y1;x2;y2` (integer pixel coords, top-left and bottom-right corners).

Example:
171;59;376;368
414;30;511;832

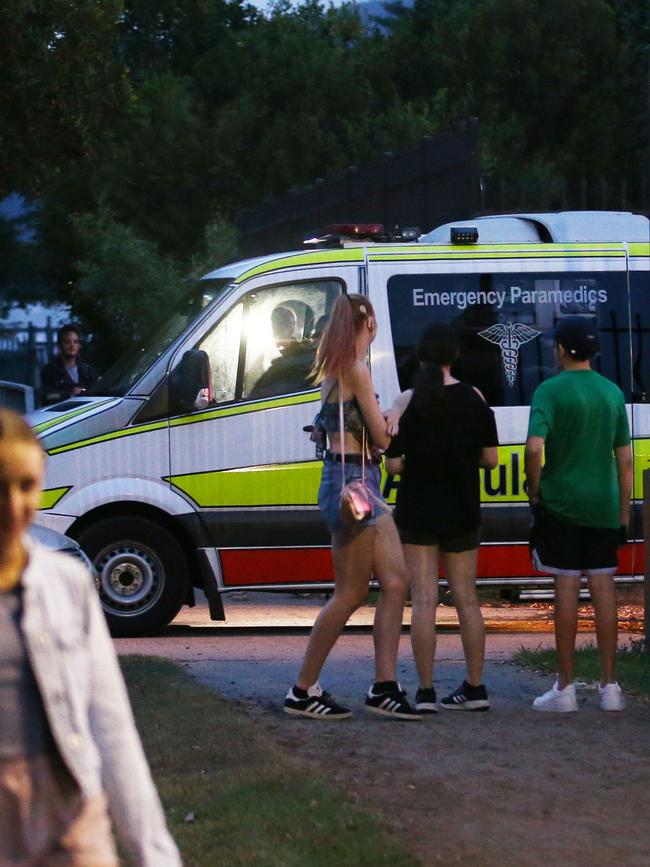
514;638;650;698
121;656;418;867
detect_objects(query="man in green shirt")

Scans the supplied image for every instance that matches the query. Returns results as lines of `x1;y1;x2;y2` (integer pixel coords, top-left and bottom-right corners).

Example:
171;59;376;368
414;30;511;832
524;316;632;713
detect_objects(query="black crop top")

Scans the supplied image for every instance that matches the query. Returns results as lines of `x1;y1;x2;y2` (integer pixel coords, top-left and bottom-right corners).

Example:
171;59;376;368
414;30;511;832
318;398;364;443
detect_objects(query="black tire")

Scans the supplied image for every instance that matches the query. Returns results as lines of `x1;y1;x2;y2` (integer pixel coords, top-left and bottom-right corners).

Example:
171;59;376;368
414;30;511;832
77;516;189;637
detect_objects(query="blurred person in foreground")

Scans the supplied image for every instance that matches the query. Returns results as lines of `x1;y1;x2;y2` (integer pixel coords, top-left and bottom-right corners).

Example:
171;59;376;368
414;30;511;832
40;323;98;406
0;408;181;865
525;317;632;713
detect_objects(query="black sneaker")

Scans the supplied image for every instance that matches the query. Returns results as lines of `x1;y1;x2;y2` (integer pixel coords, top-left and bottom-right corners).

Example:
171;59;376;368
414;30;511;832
415;687;438;714
365;683;421;720
284;683;352;720
440;680;490;711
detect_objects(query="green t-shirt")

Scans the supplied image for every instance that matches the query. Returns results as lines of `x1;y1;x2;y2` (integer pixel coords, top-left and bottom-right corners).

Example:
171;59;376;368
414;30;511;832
527;369;630;528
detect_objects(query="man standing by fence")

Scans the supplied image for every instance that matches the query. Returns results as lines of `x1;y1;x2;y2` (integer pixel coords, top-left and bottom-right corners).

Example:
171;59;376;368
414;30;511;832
40;324;98;406
524;316;633;713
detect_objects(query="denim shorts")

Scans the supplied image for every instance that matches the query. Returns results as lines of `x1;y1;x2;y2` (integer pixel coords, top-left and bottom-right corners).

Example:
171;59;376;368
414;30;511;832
318;459;384;533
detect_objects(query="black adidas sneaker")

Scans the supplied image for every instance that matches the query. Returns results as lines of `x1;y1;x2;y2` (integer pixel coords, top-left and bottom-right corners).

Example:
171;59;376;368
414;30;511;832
440;680;490;711
415;687;438;714
365;682;421;720
284;683;352;720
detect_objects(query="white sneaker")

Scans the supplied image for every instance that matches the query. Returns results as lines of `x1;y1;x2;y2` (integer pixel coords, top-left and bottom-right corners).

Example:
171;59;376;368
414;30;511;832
599;681;625;712
532;680;578;713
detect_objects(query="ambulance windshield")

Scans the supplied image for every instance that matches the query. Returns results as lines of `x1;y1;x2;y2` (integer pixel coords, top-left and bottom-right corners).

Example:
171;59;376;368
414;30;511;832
92;279;230;396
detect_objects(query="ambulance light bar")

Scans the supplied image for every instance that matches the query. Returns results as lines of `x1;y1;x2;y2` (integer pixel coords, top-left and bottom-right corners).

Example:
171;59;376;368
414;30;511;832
450;226;479;244
303;223;420;247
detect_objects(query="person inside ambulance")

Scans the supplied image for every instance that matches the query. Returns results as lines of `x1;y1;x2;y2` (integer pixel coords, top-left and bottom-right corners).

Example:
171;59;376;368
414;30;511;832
271;305;298;353
248;303;317;399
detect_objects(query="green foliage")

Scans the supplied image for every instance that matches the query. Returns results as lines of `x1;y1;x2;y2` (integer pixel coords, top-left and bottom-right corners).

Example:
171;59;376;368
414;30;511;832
2;0;647;355
187;215;240;281
0;0;129;197
71;212;185;358
69;210;239;360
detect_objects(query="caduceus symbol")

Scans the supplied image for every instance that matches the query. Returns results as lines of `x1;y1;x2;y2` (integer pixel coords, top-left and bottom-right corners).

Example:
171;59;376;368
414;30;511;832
478;323;541;386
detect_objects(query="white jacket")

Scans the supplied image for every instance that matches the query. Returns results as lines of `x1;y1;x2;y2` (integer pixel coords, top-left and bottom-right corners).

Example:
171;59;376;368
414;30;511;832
21;538;182;867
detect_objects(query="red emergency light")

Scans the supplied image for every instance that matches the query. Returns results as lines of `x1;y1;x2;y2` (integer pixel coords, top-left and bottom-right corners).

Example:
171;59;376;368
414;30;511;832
325;223;385;238
303;223;420;247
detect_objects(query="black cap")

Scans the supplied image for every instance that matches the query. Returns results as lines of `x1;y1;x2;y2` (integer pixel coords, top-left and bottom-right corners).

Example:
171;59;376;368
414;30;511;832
554;316;599;359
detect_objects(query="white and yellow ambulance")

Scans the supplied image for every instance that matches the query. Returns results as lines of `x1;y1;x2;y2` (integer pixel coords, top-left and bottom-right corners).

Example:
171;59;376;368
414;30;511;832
29;211;650;635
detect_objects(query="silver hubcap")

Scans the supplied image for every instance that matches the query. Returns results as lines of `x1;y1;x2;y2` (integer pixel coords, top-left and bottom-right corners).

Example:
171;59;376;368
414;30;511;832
96;543;164;616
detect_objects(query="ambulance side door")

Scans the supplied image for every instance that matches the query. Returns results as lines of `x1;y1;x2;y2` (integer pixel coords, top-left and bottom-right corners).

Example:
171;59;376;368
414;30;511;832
167;265;358;589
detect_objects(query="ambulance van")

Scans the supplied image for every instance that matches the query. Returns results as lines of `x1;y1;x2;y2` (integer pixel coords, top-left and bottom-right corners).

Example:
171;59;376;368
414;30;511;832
29;210;650;635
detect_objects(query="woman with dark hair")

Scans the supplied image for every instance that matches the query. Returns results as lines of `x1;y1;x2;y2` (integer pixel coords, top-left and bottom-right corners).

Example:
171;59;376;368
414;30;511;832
0;409;181;866
285;294;419;720
385;322;499;713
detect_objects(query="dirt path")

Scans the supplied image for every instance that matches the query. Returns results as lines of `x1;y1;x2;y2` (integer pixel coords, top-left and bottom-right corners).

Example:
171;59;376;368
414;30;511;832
117;596;649;866
212;655;646;867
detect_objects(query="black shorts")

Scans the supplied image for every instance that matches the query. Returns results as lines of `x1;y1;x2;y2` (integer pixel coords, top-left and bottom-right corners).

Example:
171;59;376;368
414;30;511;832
397;524;480;553
530;505;619;576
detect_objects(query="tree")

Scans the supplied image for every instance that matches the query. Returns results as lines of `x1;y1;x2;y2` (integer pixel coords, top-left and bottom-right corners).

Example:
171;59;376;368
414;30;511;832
71;211;185;362
0;0;128;196
69;209;239;366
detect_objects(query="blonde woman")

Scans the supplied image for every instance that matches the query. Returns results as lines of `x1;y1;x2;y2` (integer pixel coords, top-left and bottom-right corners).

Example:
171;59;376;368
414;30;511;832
285;295;419;720
0;409;181;866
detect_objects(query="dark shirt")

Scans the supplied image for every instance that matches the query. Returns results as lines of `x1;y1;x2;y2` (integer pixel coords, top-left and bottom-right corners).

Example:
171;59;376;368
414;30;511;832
40;356;98;406
0;584;56;758
386;382;499;535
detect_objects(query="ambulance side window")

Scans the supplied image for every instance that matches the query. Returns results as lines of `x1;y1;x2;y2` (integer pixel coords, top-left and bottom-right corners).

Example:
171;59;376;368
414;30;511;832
195;280;341;406
387;270;631;405
196;302;244;404
240;280;341;401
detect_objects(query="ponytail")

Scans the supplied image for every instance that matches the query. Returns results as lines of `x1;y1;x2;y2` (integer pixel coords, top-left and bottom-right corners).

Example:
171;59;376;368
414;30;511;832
409;322;459;418
410;362;444;416
311;294;375;383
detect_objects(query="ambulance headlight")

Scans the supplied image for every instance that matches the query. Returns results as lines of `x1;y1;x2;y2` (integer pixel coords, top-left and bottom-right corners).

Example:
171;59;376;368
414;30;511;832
450;227;479;244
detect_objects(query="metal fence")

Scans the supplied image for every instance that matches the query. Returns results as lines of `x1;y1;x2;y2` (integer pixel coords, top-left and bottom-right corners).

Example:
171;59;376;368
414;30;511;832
238;117;649;257
238;119;481;257
479;174;650;218
0;322;57;397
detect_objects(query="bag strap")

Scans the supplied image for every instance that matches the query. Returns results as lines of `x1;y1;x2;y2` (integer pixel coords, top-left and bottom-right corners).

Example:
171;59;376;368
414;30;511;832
338;375;346;479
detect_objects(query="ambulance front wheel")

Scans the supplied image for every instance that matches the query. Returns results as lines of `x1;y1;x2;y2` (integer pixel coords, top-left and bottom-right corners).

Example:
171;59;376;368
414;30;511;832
78;516;189;637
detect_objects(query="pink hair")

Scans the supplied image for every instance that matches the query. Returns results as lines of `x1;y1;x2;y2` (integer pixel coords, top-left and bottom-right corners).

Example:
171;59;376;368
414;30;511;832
311;294;375;383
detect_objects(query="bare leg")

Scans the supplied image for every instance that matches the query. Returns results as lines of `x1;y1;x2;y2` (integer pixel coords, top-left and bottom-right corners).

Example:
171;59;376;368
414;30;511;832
444;548;484;685
296;525;376;689
371;513;410;683
403;544;439;688
587;572;618;685
554;575;581;689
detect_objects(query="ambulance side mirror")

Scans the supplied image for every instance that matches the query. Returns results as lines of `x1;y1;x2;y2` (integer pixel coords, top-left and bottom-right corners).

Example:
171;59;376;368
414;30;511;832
170;350;211;413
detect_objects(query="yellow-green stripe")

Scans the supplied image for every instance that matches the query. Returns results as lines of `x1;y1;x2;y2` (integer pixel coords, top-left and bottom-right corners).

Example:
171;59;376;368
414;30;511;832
39;487;72;510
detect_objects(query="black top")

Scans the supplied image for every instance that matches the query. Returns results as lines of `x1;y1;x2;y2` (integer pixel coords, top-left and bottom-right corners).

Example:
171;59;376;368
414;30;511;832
40;356;98;406
386;382;499;535
0;584;56;758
